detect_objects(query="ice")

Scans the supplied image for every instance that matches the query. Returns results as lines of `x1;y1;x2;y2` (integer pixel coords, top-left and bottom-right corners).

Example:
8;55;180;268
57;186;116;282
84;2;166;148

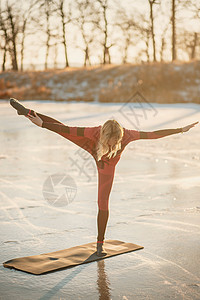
0;100;200;299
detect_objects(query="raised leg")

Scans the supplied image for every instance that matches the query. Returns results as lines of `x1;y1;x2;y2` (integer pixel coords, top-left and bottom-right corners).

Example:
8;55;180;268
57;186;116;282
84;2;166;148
32;111;95;156
32;111;63;125
10;99;96;157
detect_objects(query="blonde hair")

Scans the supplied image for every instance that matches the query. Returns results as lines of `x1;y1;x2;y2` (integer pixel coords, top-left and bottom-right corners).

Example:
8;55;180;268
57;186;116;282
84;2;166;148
96;119;124;161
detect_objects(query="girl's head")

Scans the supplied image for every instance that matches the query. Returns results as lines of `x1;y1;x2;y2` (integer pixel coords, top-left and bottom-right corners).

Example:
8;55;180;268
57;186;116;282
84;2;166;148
96;119;124;161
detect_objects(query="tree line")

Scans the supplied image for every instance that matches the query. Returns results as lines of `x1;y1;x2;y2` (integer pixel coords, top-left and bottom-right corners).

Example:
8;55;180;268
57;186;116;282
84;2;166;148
0;0;199;71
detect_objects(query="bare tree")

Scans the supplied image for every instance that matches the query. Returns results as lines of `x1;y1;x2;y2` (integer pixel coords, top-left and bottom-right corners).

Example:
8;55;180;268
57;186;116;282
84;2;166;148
160;23;170;62
148;0;160;62
0;0;42;71
0;1;21;70
178;30;199;60
191;32;198;59
115;7;153;64
45;0;53;69
143;28;151;62
0;2;9;71
74;0;97;66
171;0;176;61
7;3;19;70
136;13;152;63
175;0;200;61
55;0;73;68
95;0;113;64
115;7;141;64
20;0;39;71
37;0;56;69
187;0;200;59
53;41;58;68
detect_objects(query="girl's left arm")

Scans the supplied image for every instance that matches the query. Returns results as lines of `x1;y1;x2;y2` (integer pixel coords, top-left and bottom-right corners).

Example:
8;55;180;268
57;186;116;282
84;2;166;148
139;127;182;139
124;121;199;143
140;121;199;139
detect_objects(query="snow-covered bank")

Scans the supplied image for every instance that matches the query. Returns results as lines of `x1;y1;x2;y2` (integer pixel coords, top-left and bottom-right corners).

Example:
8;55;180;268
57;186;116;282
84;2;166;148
0;61;200;103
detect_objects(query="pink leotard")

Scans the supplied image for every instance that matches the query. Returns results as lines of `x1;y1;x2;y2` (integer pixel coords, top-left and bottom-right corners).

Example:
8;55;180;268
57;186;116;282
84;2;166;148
41;117;181;211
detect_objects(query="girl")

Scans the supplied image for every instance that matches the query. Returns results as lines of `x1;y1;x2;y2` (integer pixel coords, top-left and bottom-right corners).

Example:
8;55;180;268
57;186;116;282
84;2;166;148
10;98;198;256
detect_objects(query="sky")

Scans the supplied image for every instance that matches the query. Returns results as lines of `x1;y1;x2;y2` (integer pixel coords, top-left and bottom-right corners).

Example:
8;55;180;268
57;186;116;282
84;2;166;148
1;0;200;69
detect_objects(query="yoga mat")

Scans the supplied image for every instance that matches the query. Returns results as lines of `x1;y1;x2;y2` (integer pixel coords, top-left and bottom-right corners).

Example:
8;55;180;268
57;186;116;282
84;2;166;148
3;240;144;275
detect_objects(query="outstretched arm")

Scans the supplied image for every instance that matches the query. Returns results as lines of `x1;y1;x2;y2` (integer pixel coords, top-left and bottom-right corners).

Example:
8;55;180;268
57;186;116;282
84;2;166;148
124;121;199;143
140;121;199;139
27;111;99;140
140;127;182;139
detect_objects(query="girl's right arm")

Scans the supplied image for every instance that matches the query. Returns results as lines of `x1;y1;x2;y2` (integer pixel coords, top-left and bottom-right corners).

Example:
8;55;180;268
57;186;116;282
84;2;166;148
42;121;100;140
27;111;100;140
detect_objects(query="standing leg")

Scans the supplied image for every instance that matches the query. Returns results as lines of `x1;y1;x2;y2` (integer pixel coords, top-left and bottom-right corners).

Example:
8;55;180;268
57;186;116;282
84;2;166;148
96;172;115;256
97;209;109;242
97;209;109;256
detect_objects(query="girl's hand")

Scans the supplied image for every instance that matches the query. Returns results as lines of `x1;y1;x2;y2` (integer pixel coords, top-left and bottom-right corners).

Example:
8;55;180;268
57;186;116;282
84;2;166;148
182;121;199;133
28;112;43;127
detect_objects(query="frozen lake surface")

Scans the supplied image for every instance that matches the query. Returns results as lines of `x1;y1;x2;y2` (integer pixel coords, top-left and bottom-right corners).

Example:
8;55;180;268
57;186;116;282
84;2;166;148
0;100;200;299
